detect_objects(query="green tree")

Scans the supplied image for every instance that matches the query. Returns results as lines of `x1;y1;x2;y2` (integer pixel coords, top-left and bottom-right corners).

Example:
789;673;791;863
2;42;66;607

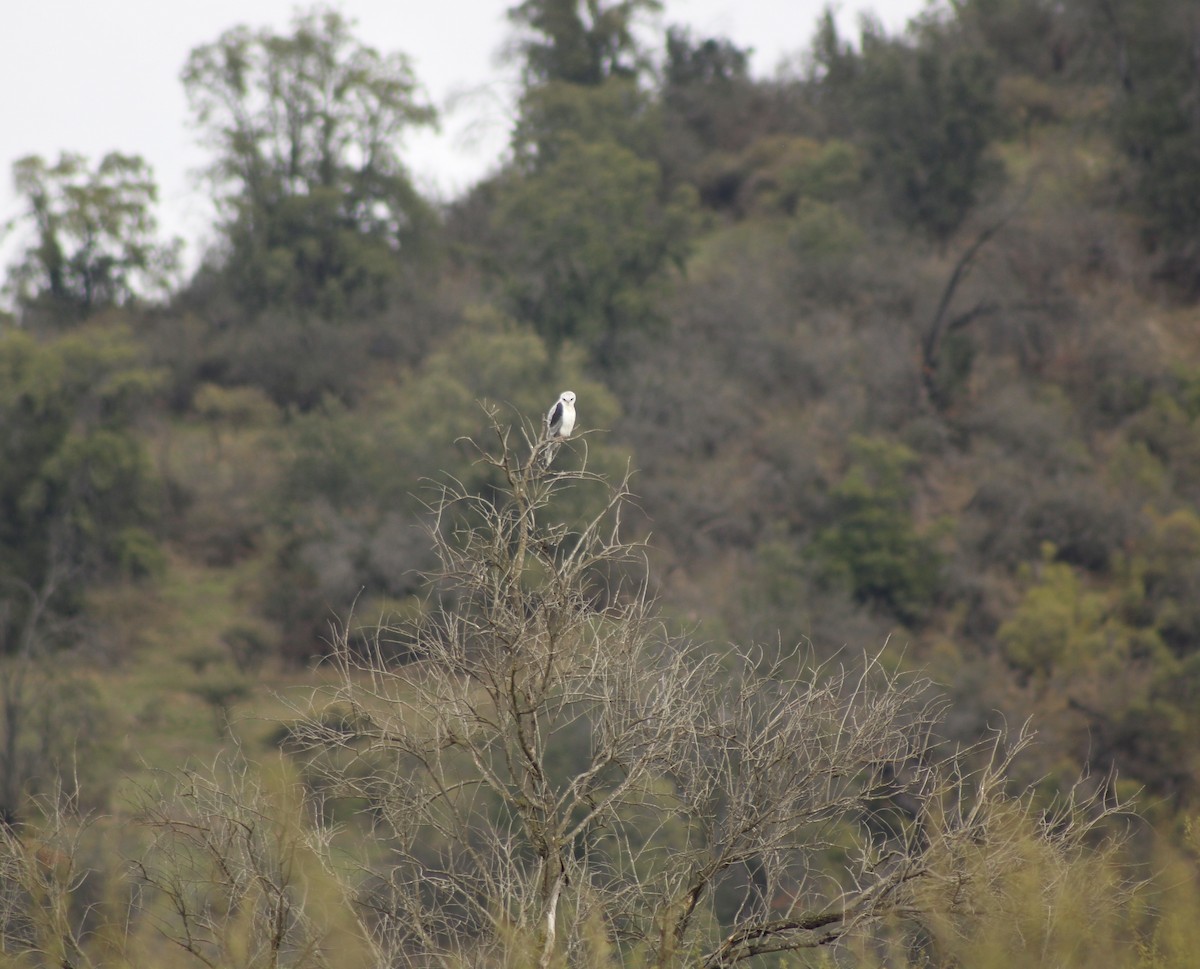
3;152;179;326
998;548;1111;679
662;26;753;150
956;0;1065;77
0;325;162;818
1101;0;1200;288
657;28;778;198
504;0;667;170
0;327;162;602
182;6;436;317
496;134;696;367
810;436;943;623
814;13;1003;243
512;75;660;168
996;532;1200;803
506;0;662;87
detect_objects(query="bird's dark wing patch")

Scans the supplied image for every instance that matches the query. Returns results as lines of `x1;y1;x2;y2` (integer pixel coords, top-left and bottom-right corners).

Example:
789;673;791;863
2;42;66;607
548;400;563;431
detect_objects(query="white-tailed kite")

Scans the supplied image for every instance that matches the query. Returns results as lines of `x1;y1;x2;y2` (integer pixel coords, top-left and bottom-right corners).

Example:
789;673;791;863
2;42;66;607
542;391;576;466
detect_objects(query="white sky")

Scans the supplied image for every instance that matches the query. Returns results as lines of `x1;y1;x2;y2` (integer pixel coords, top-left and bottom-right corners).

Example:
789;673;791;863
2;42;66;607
0;0;928;277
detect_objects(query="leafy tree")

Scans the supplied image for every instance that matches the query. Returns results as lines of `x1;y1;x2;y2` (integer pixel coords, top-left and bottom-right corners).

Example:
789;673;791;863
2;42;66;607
662;26;753;150
1135;508;1200;654
496;1;699;369
657;29;791;205
0;327;163;610
814;13;1003;243
3;152;179;326
998;547;1111;679
511;76;660;169
496;134;696;367
0;325;162;818
995;530;1200;803
181;6;436;317
808;9;861;133
1100;0;1200;288
956;0;1066;77
503;0;668;172
506;0;661;88
810;436;943;623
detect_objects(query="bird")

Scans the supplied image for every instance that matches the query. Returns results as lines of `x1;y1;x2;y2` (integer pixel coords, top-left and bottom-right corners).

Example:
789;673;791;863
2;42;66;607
542;391;576;466
546;391;576;440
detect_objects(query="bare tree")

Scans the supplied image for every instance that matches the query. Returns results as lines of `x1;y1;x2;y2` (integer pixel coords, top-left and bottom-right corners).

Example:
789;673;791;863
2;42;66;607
131;757;344;969
293;409;1124;968
0;786;116;969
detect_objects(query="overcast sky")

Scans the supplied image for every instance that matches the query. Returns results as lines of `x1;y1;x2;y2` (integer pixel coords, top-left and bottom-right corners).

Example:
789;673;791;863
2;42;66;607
0;0;929;273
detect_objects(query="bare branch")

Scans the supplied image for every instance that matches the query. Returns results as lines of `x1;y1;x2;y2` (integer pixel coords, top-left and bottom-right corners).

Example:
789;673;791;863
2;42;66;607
287;420;1130;969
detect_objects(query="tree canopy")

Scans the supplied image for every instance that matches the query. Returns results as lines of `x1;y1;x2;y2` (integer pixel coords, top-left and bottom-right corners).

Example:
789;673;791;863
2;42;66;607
0;326;162;633
506;0;662;87
4;152;179;326
181;7;437;316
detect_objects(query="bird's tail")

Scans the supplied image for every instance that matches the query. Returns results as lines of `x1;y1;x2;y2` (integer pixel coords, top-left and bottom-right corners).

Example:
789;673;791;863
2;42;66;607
541;440;561;468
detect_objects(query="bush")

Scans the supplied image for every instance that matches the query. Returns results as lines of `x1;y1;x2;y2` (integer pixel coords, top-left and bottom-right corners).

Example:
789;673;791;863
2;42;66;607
809;436;943;623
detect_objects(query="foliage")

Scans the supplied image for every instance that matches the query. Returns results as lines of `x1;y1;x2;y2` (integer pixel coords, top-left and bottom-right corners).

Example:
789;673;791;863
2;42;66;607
512;76;660;167
496;134;696;367
1102;0;1200;287
905;811;1137;968
181;6;436;317
957;0;1066;77
264;321;624;660
998;545;1113;679
506;0;662;87
0;466;1165;969
705;135;863;219
658;28;784;204
129;758;364;968
0;325;160;819
4;152;180;326
814;12;1004;242
662;26;754;151
4;3;1200;959
0;660;118;822
996;526;1200;803
809;436;943;623
0;326;163;635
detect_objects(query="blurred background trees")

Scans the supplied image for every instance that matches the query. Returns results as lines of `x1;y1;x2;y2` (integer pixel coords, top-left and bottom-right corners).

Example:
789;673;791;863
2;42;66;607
813;10;1004;243
181;7;436;318
173;7;444;408
506;0;661;87
0;326;160;819
4;152;180;329
1101;0;1200;290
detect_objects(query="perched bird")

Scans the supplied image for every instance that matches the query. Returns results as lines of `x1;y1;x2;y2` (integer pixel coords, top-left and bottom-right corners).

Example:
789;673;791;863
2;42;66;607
542;391;577;466
546;391;577;440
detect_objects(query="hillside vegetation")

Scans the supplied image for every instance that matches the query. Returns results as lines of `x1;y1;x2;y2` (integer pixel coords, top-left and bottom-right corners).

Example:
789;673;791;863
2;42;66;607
2;0;1200;965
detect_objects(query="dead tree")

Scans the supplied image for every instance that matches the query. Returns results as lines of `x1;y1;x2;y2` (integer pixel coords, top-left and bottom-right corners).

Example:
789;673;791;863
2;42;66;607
294;409;1125;969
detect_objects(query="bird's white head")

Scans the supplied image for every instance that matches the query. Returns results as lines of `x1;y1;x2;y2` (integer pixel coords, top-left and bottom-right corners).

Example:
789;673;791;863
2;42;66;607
561;391;576;406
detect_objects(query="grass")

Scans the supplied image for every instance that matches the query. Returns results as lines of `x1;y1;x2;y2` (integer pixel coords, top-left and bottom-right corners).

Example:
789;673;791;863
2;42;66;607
86;546;324;811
